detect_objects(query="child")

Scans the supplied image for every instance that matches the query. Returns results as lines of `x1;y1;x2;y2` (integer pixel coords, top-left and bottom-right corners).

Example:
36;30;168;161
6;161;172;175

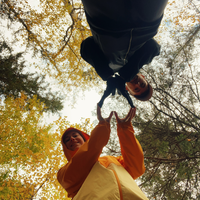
80;0;168;105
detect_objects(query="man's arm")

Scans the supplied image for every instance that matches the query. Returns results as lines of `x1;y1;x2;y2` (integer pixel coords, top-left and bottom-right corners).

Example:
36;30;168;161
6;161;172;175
57;121;111;197
114;108;145;179
57;106;113;198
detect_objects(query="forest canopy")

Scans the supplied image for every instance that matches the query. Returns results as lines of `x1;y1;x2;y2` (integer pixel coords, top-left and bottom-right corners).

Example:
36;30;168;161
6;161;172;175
0;0;200;199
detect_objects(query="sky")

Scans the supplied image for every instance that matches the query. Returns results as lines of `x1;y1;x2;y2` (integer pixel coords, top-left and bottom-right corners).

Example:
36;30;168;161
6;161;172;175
2;0;200;126
20;0;103;125
46;89;102;124
0;10;101;127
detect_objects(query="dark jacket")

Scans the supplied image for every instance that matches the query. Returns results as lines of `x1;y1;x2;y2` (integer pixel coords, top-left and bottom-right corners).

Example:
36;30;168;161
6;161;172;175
81;13;162;82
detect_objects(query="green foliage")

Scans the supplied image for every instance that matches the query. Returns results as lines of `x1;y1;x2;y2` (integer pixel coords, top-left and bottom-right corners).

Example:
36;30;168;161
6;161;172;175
134;22;200;200
0;41;64;113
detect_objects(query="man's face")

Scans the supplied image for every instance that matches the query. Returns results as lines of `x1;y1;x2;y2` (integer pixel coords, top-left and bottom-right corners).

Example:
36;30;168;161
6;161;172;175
126;74;148;96
64;131;85;151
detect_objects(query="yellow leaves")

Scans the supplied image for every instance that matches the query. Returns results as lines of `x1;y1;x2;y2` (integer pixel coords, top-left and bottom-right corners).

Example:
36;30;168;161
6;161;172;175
1;93;47;163
168;0;176;6
0;92;78;198
18;188;25;193
3;0;98;98
66;4;73;13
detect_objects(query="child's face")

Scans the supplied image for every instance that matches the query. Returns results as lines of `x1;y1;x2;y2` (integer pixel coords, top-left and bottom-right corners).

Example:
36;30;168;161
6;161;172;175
126;74;148;96
64;131;85;151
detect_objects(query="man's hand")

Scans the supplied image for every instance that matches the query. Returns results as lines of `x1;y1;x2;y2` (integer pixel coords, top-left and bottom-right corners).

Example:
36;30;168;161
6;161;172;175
114;107;136;123
97;104;113;123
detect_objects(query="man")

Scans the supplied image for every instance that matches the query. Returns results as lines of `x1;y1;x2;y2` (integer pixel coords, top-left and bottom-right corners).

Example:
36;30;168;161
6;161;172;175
80;0;168;106
57;105;149;199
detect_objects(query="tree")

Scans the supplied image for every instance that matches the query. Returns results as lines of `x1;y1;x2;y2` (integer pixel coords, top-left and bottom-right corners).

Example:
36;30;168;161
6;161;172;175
0;0;101;99
1;0;200;199
0;93;65;199
0;41;64;113
137;24;200;199
0;93;95;199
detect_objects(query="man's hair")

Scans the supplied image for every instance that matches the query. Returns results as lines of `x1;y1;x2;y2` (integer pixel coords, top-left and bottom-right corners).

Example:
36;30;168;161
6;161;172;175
63;129;87;141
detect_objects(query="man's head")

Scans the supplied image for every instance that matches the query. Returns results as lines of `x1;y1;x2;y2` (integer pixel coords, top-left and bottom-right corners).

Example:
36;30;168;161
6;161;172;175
126;74;153;101
63;129;86;151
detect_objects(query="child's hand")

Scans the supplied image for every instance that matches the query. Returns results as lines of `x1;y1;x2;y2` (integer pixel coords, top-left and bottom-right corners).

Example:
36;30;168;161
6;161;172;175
114;107;136;123
97;104;113;123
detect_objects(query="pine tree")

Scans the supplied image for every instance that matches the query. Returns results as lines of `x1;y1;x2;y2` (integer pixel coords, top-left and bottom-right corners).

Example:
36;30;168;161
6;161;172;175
0;41;63;113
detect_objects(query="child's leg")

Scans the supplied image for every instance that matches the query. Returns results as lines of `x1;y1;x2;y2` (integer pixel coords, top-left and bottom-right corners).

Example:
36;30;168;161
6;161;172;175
131;0;168;23
82;0;125;19
81;0;168;25
82;0;137;30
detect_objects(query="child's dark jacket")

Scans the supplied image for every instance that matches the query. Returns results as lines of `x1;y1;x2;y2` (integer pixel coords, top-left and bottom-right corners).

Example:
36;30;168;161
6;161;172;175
81;13;162;82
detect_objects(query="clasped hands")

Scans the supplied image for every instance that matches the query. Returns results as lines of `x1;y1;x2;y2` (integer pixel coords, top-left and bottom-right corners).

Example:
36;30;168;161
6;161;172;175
98;75;135;108
97;104;136;124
